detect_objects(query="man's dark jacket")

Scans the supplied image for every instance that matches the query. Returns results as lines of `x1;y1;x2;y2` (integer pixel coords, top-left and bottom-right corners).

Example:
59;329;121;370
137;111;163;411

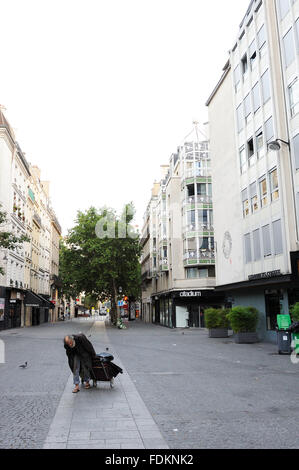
64;334;96;379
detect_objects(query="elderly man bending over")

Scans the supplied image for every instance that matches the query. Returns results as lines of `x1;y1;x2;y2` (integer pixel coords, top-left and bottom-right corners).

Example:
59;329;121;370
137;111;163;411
64;334;96;393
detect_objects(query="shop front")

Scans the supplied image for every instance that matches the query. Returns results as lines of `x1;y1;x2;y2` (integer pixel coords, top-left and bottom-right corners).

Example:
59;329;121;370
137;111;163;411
0;287;25;331
152;289;225;328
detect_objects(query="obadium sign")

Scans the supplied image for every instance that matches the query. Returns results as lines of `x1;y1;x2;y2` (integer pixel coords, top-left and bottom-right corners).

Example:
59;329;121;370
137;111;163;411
179;291;202;298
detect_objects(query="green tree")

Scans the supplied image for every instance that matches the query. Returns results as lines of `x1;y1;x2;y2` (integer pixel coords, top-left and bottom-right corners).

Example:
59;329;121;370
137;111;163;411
59;203;142;325
0;204;29;275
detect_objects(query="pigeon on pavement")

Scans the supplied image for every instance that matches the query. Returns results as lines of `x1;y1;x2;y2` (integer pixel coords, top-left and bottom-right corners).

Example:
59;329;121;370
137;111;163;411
19;362;27;369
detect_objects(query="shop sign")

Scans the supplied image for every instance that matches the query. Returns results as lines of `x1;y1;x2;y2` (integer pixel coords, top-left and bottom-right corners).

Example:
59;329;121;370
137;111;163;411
179;291;202;298
0;298;5;321
248;270;281;281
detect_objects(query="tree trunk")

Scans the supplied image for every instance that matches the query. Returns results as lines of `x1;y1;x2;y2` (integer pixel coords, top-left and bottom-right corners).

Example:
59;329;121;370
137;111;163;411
112;280;120;325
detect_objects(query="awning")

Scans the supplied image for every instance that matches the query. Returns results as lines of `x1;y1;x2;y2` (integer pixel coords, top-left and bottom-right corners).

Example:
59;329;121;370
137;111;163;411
38;294;55;310
24;291;44;308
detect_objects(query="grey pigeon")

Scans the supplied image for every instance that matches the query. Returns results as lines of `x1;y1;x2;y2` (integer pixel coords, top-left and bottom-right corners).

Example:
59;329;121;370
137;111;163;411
19;362;27;369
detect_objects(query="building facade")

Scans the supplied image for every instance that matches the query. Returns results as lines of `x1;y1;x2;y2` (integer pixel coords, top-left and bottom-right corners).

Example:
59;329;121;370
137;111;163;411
141;125;225;328
0;108;61;330
206;0;299;342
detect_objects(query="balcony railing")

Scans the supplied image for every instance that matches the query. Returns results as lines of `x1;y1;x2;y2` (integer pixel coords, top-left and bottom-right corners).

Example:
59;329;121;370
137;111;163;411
184;168;212;179
183;250;215;261
184;195;212;205
183;223;214;233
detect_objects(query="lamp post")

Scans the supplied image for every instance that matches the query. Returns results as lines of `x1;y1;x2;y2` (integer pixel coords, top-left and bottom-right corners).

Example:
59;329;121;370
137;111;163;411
267;139;290;151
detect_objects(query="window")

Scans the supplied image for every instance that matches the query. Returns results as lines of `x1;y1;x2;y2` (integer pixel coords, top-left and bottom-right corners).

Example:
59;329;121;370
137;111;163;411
262;224;272;256
240;146;247;174
237;104;244;132
249;40;257;68
269;168;279;201
265;116;274;142
256;128;265;158
288;78;299;117
197;183;206;196
295;18;299;52
253;229;261;261
257;24;266;55
247;137;256;167
261;69;271;103
186;268;199;279
259;176;268;207
242;188;250;217
241;54;248;76
244;94;251;122
198;209;208;226
293;133;299;169
250;182;259;213
187;210;195;228
244;233;252;263
283;28;295;68
234;64;241;91
278;0;290;20
252;82;261;113
273;219;283;255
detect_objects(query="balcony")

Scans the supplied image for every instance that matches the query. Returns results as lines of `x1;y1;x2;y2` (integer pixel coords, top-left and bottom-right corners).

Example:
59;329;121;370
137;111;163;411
183;224;214;236
141;270;152;282
159;258;169;271
33;213;41;228
183;250;215;266
184;168;212;179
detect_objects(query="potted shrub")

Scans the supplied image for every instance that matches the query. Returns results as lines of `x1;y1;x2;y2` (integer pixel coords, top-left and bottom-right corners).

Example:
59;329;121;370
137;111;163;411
227;306;259;343
204;308;229;338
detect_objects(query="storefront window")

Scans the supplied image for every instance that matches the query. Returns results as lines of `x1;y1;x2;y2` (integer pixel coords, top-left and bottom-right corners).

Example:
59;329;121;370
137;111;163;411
169;298;173;328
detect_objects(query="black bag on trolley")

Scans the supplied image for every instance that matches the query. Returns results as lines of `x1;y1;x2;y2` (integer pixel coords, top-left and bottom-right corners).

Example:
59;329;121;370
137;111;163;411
92;352;123;381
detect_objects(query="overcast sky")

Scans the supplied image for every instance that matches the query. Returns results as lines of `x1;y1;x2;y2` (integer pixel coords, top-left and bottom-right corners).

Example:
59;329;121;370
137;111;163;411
0;0;249;233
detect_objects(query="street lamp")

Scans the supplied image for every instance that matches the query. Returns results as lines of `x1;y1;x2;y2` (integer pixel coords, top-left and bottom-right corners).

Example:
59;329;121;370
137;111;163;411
267;139;290;152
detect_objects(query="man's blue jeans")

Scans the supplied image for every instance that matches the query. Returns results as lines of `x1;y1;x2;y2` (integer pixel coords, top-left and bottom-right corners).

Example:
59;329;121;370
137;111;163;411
73;355;90;385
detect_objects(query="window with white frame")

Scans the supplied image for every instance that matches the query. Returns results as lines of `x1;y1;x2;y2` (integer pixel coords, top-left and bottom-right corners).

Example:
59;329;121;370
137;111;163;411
236;104;244;132
288;78;299;117
259;175;268;207
234;64;241;91
269;168;279;201
253;229;261;261
278;0;290;20
240;146;247;174
244;233;252;263
242;188;250;218
252;82;261;112
247;137;256;167
272;219;283;255
262;224;272;257
257;24;267;55
256;128;265;158
261;69;271;103
282;28;295;68
250;182;259;213
249;40;257;69
244;94;251;123
265;116;274;143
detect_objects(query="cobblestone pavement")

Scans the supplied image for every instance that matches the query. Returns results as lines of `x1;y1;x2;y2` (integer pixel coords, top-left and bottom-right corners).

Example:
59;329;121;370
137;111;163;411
0;318;93;449
105;321;299;449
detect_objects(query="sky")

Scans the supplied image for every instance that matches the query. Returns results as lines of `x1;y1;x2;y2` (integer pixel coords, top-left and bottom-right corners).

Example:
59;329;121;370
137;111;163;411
0;0;250;234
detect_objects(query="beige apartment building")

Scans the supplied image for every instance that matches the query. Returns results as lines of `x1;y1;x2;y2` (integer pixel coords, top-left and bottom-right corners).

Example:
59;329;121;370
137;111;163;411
206;0;299;342
141;125;225;328
0;108;61;330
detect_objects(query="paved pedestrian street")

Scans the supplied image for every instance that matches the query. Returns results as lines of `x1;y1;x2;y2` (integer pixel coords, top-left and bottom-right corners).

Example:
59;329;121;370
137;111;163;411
0;318;298;449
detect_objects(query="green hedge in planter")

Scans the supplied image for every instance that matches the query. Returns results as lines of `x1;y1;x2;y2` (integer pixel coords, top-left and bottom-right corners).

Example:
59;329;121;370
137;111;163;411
290;303;299;322
204;308;230;329
227;306;259;333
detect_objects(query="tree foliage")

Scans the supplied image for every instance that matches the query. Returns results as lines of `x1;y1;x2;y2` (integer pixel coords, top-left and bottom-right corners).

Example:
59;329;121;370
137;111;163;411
0;205;30;275
59;203;142;324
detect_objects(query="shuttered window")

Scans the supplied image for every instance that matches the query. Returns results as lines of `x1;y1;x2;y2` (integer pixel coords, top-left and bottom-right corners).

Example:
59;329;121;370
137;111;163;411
273;219;283;255
262;224;272;257
253;229;261;261
244;233;252;263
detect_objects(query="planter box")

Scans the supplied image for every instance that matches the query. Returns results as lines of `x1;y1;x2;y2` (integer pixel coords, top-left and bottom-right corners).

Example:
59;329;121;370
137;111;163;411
208;328;228;338
234;332;259;344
